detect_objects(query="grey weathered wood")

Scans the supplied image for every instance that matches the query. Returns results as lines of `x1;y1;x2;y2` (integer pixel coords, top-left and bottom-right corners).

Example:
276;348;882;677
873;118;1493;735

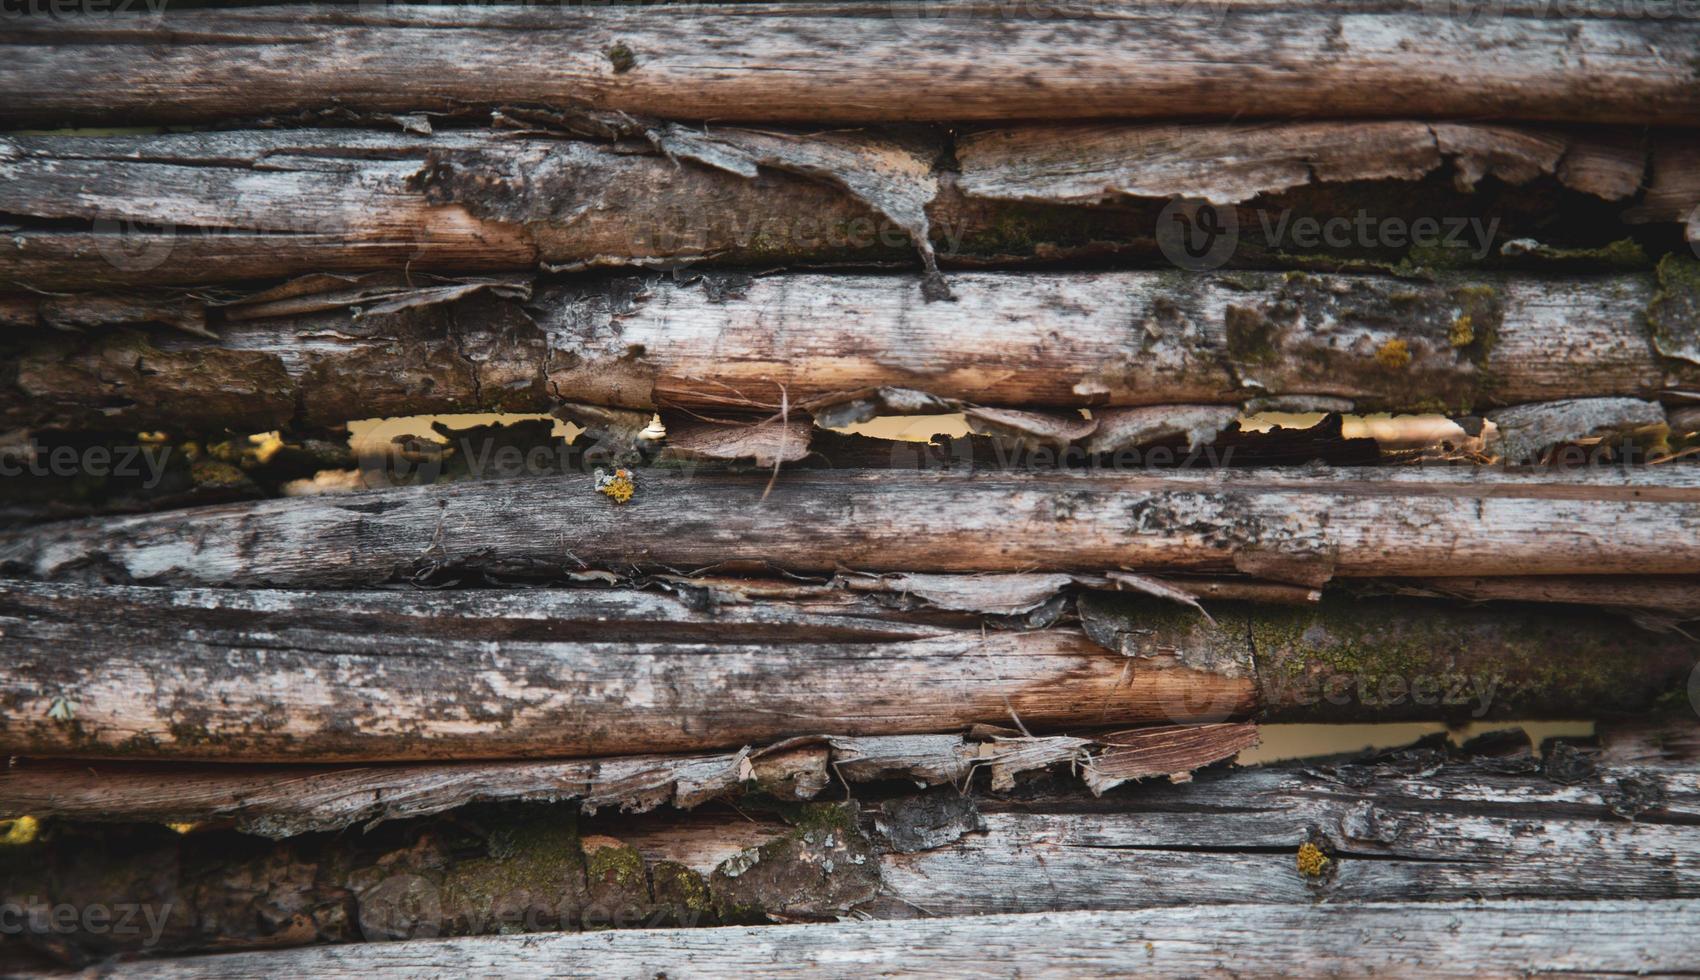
65;902;1700;977
0;733;1093;838
5;2;1698;126
0;727;1263;836
0;580;1256;760
954;121;1650;205
6;467;1700;587
0;124;1679;290
0;580;1692;761
7;269;1697;432
609;751;1700;913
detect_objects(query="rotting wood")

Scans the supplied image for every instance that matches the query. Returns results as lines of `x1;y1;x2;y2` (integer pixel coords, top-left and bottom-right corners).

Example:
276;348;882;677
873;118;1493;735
0;581;1691;760
2;125;1684;289
4;736;1695;963
7;268;1700;432
5;2;1699;126
1484;397;1668;464
617;741;1700;917
24;902;1700;977
6;467;1700;588
0;735;1050;839
0;727;1251;837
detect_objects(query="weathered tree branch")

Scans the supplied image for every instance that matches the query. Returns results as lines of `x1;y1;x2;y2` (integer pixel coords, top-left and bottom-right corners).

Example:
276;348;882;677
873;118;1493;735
20;901;1700;977
0;581;1691;760
0;124;1680;289
4;2;1697;126
5;467;1700;588
3;736;1695;963
7;266;1699;432
0;727;1258;837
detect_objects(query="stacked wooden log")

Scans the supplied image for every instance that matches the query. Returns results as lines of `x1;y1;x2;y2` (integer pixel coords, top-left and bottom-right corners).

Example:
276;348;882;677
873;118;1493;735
2;1;1699;975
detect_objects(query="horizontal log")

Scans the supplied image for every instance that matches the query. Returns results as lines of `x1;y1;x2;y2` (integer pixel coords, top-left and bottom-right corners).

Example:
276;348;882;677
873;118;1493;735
8;267;1700;432
5;2;1698;126
0;124;1680;289
0;580;1691;760
0;727;1257;837
5;467;1700;587
0;581;1252;760
5;739;1694;961
48;903;1700;977
621;746;1700;915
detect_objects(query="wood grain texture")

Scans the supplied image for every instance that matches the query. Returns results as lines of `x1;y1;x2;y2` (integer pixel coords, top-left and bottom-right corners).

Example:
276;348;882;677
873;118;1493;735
4;2;1698;126
1;124;1679;290
606;748;1700;914
6;467;1700;588
955;120;1650;205
0;580;1691;761
6;747;1694;961
0;731;1116;837
0;581;1256;761
66;902;1700;977
7;269;1696;432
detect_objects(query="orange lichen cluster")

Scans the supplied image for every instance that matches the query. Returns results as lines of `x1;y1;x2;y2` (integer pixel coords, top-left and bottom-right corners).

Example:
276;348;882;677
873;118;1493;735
597;467;636;505
1374;338;1413;369
1296;841;1331;877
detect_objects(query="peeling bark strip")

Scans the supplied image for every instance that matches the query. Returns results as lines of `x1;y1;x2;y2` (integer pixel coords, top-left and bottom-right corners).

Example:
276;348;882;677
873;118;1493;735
0;580;1691;760
6;467;1700;588
0;125;1683;290
9;269;1700;432
5;2;1699;126
955;121;1648;205
0;727;1248;837
63;903;1700;977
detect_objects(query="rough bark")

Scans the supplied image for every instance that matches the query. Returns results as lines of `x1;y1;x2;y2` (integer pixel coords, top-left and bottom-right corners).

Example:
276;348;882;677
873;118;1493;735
1;125;1681;290
6;466;1700;588
0;580;1255;761
0;581;1692;761
5;2;1698;126
0;727;1253;837
628;744;1700;916
954;121;1649;206
5;739;1695;965
7;268;1699;432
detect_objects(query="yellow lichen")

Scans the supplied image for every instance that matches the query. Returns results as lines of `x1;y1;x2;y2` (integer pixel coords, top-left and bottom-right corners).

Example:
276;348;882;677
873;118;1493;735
1374;338;1412;370
1;816;40;846
1449;314;1475;347
1296;841;1330;877
597;467;635;505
